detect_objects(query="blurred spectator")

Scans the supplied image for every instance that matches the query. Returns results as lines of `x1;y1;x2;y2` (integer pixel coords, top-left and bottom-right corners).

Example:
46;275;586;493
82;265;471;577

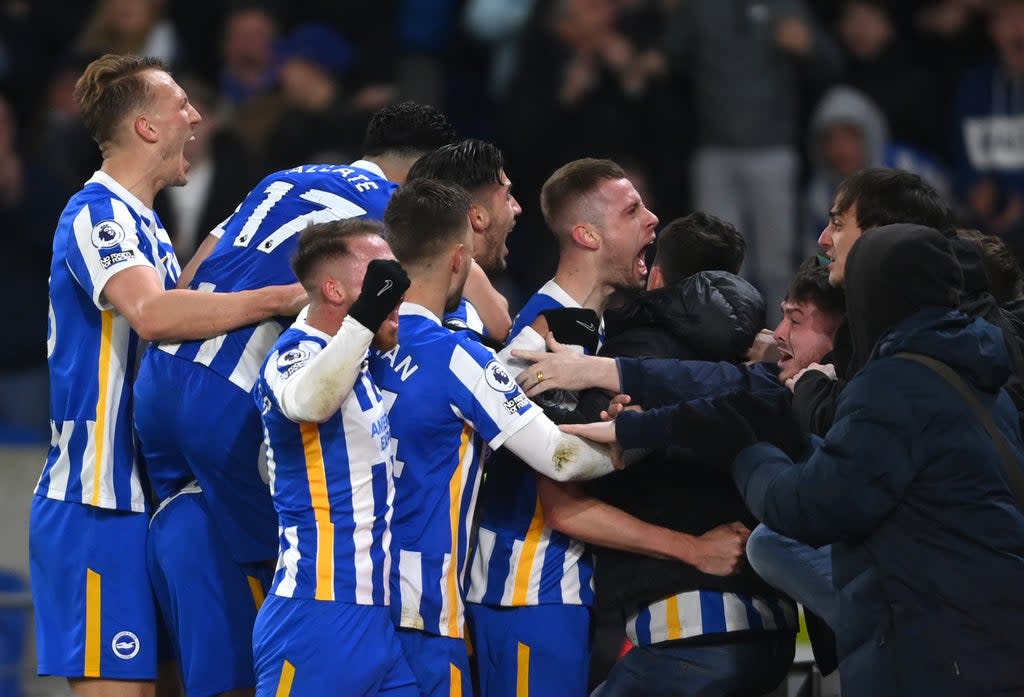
264;22;395;172
499;0;661;294
219;2;284;158
463;0;538;99
0;94;65;440
31;52;101;201
153;76;257;259
658;0;843;322
76;0;181;66
805;85;948;249
395;0;461;106
836;0;944;155
953;0;1024;251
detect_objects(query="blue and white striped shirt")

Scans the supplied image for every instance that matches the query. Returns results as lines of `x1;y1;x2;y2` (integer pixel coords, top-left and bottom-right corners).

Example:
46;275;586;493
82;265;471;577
39;171;180;512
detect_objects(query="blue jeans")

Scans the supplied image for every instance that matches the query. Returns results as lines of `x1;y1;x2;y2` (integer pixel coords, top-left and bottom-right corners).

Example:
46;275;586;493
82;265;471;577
745;524;836;627
591;632;794;697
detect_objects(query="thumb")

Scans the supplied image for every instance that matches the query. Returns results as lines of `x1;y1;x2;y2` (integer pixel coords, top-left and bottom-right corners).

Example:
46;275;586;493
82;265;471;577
545;331;567;353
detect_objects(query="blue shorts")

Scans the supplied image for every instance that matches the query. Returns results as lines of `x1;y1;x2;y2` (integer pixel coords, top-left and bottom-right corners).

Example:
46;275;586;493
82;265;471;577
395;629;473;697
467;603;591;697
134;348;277;564
29;496;158;680
253;595;417;697
148;487;272;697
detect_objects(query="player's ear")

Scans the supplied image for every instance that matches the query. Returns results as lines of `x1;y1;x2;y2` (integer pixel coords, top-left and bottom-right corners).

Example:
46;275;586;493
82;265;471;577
134;114;158;144
570;223;599;250
321;277;346;306
469;202;489;233
450;242;466;274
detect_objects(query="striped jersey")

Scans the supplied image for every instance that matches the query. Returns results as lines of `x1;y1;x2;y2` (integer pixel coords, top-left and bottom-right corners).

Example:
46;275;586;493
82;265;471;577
468;280;597;607
158;161;396;392
255;320;395;605
368;303;542;638
39;171;180;512
626;590;798;646
443;297;484;335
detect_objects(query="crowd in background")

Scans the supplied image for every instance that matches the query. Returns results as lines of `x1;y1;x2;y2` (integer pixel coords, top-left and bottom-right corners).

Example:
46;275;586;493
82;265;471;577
2;0;1021;440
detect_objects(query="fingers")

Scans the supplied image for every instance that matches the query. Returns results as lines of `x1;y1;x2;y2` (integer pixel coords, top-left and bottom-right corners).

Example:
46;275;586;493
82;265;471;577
510;348;547;365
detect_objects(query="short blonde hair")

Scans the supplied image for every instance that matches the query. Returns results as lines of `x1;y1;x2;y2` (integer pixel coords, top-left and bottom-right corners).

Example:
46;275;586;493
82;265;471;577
74;53;168;149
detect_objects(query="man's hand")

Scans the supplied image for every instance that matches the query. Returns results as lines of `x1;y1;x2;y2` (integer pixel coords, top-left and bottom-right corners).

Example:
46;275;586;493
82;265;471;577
513;332;601;395
601;393;637;421
559;420;626;469
272;282;311;317
785;362;836;391
747;329;781;364
347;259;410;330
691;522;751;576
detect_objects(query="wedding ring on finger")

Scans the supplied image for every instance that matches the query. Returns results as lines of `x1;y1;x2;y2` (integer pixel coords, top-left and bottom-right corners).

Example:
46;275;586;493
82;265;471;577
536;370;545;383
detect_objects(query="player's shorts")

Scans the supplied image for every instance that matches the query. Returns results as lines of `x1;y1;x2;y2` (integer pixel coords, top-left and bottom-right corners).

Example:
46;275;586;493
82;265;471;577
253;595;417;697
134;347;277;564
395;628;474;697
29;495;158;680
467;603;591;697
147;485;272;697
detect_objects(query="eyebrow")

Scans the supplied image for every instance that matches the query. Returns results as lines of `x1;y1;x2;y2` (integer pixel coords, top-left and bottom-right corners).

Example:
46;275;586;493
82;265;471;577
781;305;805;316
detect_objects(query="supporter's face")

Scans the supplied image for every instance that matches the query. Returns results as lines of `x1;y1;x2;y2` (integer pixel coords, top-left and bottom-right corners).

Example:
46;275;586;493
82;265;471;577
475;170;521;274
340;235;400;349
223;10;276;75
817;199;862;286
838;2;893;60
821;123;867;178
145;70;202;188
773;300;840;382
596;177;659;290
991;3;1024;76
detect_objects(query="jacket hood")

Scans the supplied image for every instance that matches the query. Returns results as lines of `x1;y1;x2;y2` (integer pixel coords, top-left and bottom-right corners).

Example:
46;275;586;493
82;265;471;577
845;223;967;366
872;308;1012;392
808;85;888;177
606;271;765;362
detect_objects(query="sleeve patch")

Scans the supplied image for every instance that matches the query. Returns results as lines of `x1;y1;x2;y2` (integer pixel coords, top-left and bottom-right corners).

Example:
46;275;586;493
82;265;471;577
483;360;515;393
99;249;136;269
91;220;127;249
276;346;311;378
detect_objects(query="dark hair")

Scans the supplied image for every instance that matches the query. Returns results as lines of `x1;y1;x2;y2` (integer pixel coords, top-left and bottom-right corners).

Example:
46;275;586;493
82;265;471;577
383;178;473;265
834;168;954;233
653;212;745;286
361;101;457;158
74;53;168;148
291;218;384;290
540;158;625;233
955;228;1024;303
786;258;847;316
406;138;504;192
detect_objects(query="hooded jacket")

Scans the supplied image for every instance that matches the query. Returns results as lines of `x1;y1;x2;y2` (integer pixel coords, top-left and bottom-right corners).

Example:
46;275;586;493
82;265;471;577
731;226;1024;697
582;271;780;611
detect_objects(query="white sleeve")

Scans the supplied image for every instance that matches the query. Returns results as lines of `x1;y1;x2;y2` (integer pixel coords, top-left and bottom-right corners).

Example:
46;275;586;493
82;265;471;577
271;316;374;423
501;411;615;482
496;325;544;381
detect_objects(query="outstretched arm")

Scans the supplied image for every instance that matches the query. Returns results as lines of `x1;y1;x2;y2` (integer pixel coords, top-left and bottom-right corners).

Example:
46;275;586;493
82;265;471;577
539;478;749;576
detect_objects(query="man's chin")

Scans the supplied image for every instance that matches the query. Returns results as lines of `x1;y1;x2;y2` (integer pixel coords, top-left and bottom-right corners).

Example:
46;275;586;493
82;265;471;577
372;335;398;351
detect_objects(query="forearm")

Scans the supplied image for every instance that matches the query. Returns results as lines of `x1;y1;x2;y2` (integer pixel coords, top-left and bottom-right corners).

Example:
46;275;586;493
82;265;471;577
135;285;296;342
277;316;373;423
540;479;697;561
503;412;616;481
617;358;763;407
176;232;219;289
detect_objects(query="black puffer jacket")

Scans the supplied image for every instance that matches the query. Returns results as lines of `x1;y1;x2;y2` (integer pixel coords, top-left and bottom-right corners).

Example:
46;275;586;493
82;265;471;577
582;271;777;611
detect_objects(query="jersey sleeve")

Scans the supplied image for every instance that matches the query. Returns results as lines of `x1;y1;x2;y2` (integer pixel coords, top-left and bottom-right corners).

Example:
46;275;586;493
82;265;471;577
447;336;542;451
259;337;327;420
65;198;157;310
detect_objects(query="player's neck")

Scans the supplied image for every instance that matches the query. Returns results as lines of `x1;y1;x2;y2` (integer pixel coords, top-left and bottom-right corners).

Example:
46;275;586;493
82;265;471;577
552;264;613;316
100;156;159;209
402;276;448;323
304;304;343;337
364;153;418;185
